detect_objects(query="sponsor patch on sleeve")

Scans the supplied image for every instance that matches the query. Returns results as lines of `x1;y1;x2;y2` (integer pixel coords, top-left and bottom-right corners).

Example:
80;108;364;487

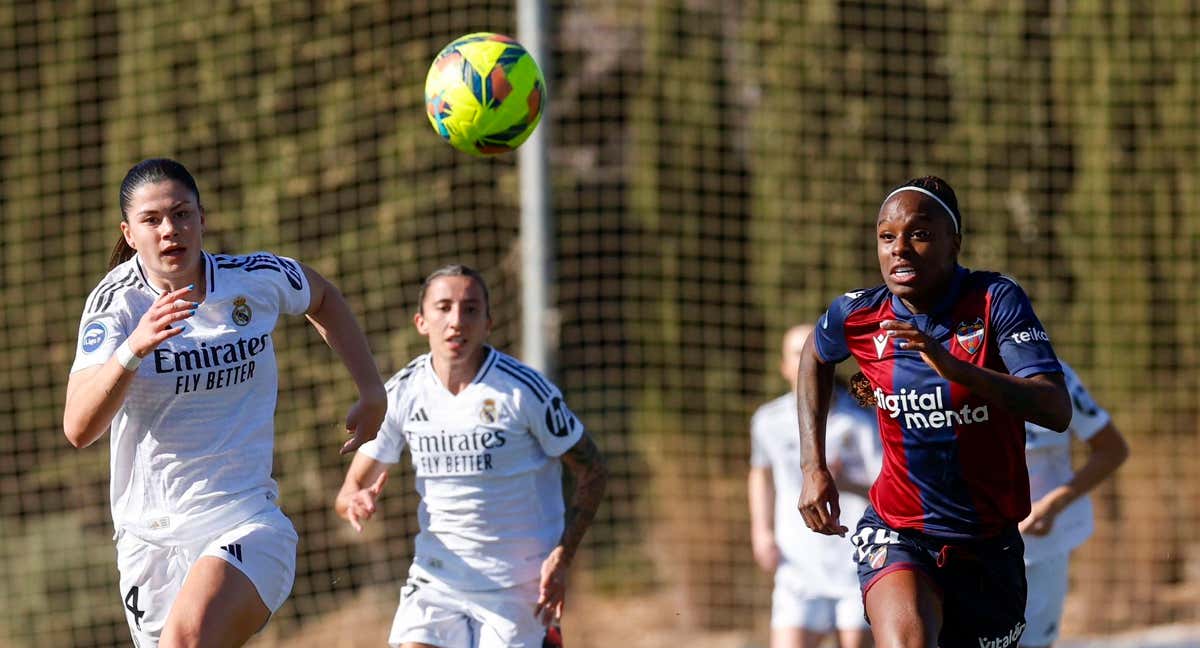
81;322;108;353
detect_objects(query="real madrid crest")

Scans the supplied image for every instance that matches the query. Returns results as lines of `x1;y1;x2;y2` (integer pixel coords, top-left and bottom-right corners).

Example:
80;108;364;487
954;317;985;355
480;399;497;423
232;296;252;326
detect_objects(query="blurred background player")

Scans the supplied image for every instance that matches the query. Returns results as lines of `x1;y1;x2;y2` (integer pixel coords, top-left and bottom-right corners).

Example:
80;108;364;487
335;264;609;648
749;324;880;648
1020;360;1128;648
796;176;1071;648
63;158;386;647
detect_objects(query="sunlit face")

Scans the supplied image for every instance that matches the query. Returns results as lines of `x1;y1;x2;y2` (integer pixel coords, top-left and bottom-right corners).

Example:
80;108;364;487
876;191;960;312
414;275;493;368
120;180;205;288
779;325;812;390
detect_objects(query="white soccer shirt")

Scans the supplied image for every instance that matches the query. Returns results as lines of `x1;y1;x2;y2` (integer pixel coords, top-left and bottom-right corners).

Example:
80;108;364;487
71;251;310;543
358;347;584;591
1023;362;1110;562
750;388;881;597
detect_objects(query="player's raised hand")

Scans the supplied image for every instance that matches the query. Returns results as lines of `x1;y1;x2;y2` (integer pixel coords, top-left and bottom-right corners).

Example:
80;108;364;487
798;466;848;536
340;391;387;455
343;470;387;533
534;546;569;627
879;319;962;379
127;285;197;355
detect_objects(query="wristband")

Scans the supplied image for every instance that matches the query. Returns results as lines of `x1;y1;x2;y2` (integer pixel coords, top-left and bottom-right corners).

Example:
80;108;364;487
115;341;143;371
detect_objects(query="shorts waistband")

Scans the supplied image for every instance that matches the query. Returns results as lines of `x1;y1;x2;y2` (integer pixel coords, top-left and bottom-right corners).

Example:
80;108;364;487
900;524;1022;561
864;504;1020;553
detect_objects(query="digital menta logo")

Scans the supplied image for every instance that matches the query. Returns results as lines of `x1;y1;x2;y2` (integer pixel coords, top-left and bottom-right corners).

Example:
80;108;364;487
872;385;990;429
82;322;107;353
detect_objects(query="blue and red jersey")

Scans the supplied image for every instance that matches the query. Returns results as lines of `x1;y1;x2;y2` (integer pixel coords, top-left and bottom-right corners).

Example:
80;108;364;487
814;266;1062;539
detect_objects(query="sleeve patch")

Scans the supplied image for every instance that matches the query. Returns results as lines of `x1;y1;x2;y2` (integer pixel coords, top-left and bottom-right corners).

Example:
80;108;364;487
544;397;578;437
81;321;108;353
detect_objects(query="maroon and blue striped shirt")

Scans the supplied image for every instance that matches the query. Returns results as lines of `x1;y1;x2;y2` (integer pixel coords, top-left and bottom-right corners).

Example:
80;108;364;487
814;266;1062;539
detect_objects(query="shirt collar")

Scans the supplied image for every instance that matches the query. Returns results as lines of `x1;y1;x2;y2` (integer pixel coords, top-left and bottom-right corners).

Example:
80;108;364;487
133;251;214;298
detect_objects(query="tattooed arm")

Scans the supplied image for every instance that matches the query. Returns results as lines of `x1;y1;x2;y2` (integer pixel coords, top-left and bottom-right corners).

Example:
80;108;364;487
535;433;609;625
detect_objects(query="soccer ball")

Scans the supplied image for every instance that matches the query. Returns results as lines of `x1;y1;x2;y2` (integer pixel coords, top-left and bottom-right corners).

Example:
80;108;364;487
424;32;546;157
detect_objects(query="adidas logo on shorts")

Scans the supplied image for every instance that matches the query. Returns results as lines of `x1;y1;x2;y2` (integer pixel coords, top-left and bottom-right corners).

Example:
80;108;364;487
220;543;243;562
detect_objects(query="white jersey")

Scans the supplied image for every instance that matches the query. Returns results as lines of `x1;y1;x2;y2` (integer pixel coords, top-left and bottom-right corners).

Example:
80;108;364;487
1023;362;1110;562
750;388;881;597
71;251;310;543
358;347;584;591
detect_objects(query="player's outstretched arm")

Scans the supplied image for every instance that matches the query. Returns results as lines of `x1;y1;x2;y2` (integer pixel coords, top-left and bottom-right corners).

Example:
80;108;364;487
796;333;847;536
536;433;608;625
300;264;387;454
878;319;1072;431
335;452;390;533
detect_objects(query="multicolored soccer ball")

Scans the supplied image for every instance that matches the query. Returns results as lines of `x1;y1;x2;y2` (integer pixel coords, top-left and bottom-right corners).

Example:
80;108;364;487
424;32;546;157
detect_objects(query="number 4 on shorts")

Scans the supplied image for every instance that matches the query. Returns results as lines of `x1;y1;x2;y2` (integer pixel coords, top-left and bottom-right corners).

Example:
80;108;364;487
124;586;146;630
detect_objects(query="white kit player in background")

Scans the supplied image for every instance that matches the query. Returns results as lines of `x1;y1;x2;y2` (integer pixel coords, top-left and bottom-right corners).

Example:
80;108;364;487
1020;361;1128;648
748;324;881;648
335;264;609;648
63;158;387;648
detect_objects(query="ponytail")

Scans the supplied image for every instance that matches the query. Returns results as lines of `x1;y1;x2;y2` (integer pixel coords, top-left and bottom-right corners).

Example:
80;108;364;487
108;236;135;270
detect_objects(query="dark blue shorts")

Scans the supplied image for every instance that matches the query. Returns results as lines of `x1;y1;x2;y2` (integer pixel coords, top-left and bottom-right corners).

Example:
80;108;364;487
851;505;1027;648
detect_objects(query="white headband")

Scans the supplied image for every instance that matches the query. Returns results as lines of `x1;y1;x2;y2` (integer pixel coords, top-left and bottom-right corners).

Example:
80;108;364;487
882;186;960;234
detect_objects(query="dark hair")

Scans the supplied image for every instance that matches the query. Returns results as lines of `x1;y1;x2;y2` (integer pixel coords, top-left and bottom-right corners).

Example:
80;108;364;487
108;158;202;269
890;175;963;234
848;372;875;408
417;264;491;316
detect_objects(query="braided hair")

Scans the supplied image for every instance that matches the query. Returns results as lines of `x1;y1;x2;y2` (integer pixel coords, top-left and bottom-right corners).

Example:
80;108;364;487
848;372;875;408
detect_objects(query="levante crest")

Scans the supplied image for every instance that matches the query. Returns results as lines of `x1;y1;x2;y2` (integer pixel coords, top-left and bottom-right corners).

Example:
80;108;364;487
955;318;984;354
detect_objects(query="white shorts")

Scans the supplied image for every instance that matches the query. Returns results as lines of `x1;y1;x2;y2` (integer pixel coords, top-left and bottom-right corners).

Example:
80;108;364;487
1023;553;1070;646
388;573;546;648
771;581;867;632
115;507;298;647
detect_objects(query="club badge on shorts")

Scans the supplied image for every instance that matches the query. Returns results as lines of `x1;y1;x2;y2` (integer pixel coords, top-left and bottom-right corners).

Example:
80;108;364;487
868;546;888;569
955;318;984;355
232;296;252;326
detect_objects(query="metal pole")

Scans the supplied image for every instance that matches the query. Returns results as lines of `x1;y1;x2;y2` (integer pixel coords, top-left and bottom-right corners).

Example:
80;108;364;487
517;0;554;375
